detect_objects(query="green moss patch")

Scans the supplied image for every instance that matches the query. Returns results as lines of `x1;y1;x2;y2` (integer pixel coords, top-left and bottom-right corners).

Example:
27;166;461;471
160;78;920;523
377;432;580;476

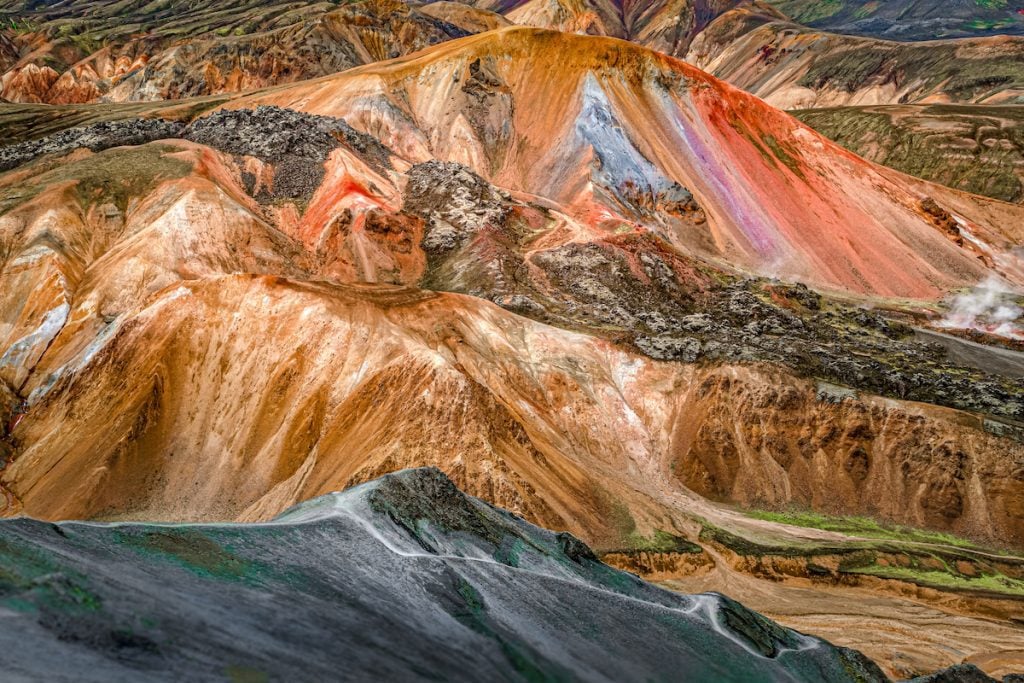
114;528;266;584
794;105;1024;203
743;508;994;551
849;563;1024;597
616;529;703;554
0;143;192;215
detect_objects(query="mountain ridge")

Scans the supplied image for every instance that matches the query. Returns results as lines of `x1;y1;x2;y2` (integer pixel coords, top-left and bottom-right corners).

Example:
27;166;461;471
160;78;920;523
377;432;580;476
0;466;892;682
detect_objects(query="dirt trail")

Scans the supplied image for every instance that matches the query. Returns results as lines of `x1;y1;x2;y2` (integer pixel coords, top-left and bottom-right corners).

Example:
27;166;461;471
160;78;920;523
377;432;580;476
915;328;1024;379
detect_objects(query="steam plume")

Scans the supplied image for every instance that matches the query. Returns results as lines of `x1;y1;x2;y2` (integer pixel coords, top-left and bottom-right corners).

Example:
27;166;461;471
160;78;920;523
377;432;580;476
938;275;1023;340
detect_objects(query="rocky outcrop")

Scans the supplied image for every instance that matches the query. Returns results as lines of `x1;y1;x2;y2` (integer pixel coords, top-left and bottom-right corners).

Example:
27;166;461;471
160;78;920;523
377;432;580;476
628;281;1024;424
0;378;16;462
0;118;185;172
602;548;715;581
0;105;394;184
403;161;512;253
183;106;395;200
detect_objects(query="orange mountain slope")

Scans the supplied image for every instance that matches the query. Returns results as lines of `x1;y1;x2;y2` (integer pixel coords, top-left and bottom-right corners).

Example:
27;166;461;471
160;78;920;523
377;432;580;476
0;29;1021;548
229;27;1024;299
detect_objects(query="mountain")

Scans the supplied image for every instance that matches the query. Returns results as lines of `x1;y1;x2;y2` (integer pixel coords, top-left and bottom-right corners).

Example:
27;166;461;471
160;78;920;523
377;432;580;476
226;27;1024;296
5;0;1023;109
0;467;895;682
793;104;1024;205
464;0;747;55
0;0;744;105
764;0;1024;40
2;26;1022;532
0;0;506;103
463;0;1024;48
2;22;1024;680
687;8;1024;108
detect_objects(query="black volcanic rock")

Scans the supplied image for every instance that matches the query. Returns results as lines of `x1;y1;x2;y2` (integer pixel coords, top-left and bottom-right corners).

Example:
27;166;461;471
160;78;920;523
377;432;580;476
0;118;185;172
186;106;354;164
404;160;512;253
184;105;394;200
0;467;890;682
0;106;394;191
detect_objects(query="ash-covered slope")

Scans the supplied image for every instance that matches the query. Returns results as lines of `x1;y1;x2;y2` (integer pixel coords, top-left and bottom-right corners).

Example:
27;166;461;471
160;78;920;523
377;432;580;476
0;467;888;683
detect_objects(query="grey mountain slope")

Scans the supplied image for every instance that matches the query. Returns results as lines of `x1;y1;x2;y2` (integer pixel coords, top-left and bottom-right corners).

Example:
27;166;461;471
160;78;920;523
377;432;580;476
0;467;890;682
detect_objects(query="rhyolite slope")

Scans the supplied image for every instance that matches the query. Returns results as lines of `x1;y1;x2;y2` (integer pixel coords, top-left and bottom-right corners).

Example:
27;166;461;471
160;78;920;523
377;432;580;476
793;105;1024;204
764;0;1024;40
2;103;1023;552
0;467;889;683
687;8;1024;108
0;0;503;103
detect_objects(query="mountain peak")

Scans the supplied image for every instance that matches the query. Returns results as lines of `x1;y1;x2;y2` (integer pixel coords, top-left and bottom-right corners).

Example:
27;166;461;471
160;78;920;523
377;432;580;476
230;27;1024;298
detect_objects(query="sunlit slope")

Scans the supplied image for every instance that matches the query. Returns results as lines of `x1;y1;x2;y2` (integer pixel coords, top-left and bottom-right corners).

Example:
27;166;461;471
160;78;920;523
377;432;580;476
689;9;1024;108
231;27;1024;298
